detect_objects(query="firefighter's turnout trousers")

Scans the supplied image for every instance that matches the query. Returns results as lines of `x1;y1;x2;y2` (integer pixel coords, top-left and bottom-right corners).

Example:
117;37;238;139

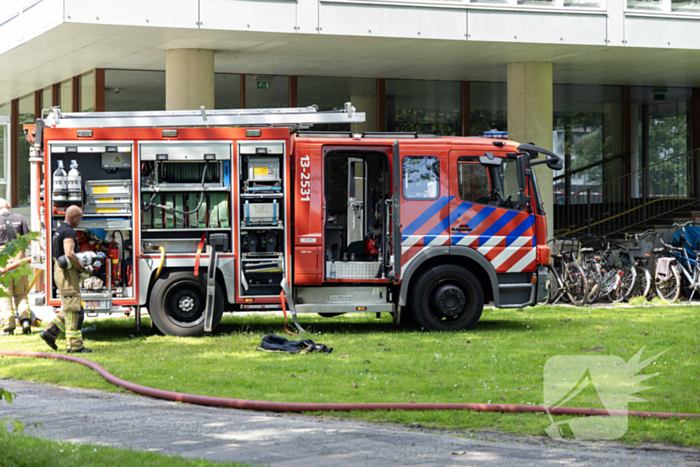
46;261;84;351
0;251;30;332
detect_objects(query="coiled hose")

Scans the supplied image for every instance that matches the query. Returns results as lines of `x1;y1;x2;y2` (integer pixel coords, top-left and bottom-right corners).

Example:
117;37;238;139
1;350;699;419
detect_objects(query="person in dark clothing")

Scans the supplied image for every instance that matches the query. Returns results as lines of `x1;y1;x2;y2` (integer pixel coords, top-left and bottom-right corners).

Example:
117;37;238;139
0;198;32;335
40;206;92;353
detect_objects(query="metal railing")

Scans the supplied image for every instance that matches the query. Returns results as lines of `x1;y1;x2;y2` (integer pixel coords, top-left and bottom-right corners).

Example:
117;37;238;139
554;149;699;238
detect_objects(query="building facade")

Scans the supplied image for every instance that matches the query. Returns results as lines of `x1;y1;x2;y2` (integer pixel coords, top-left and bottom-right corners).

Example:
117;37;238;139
1;0;700;236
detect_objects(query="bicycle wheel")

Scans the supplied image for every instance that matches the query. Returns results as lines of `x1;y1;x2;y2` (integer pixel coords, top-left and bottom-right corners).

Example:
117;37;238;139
601;269;621;298
584;261;602;303
655;264;681;302
630;265;651;300
564;262;588;306
607;265;636;303
547;265;564;304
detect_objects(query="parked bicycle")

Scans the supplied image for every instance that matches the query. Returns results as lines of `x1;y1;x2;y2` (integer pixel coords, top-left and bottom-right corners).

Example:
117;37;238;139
625;229;657;300
547;238;588;306
654;221;699;302
577;234;604;304
599;239;636;303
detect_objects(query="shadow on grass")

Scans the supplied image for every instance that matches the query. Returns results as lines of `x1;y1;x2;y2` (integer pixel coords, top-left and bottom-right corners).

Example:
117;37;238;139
81;312;545;344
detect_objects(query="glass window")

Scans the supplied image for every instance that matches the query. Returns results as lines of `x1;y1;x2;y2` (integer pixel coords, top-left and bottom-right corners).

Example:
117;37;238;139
42;86;52;112
60;79;72;112
80;71;94;112
672;0;700;11
386;79;461;136
627;0;661;9
403;156;439;200
18;94;34;205
458;157;523;210
459;162;491;203
215;73;241;110
470;82;507;137
501;160;521;203
298;76;377;132
105;70;165;111
633;87;692;199
245;75;288;109
553;84;622;204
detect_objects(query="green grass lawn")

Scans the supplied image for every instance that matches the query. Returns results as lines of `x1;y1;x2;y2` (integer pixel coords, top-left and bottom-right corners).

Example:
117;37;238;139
0;430;251;467
0;305;699;449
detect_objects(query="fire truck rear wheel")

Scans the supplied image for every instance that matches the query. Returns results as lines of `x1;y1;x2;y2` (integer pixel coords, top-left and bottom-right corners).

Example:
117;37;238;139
149;271;224;337
409;265;483;331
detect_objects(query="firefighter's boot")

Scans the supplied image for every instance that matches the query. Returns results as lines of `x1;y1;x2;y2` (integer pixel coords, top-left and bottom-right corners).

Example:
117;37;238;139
21;319;31;334
67;347;92;354
39;325;60;351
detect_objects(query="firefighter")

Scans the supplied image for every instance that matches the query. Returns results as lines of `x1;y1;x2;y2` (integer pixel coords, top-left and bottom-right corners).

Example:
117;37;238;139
0;198;32;336
40;206;92;353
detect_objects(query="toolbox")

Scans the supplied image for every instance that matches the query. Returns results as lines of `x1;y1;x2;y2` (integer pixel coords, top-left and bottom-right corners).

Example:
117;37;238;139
246;157;280;182
84;202;131;215
243;200;279;226
85;192;132;205
86;180;132;195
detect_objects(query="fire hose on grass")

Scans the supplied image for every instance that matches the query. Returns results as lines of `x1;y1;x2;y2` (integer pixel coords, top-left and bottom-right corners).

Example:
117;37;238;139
0;350;698;420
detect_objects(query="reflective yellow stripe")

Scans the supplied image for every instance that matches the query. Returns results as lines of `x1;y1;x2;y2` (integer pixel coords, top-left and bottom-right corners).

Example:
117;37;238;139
52;318;65;332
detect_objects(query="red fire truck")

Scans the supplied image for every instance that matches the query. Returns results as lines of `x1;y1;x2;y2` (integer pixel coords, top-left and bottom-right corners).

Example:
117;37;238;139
27;103;559;336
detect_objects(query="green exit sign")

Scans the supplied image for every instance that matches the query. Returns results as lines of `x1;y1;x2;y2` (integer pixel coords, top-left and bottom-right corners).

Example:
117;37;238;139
257;81;270;89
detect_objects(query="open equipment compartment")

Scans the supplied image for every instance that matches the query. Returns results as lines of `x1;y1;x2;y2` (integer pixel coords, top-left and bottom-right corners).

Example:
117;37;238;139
324;150;391;280
139;141;233;254
238;140;287;297
48;141;135;313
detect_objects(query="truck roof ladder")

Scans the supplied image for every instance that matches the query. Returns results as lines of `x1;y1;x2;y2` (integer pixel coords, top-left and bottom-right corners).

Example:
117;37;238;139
43;102;365;129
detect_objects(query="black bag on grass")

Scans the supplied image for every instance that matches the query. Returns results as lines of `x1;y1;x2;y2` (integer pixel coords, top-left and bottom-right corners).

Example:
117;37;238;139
256;334;332;354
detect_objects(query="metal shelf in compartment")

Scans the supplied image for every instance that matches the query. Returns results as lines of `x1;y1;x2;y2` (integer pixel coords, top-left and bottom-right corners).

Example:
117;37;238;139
54;218;132;230
141;228;231;233
141;186;230;192
240;193;283;199
240;224;284;230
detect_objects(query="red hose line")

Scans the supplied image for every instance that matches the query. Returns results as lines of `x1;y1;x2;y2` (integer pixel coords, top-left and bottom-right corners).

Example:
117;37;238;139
1;350;699;419
0;257;31;275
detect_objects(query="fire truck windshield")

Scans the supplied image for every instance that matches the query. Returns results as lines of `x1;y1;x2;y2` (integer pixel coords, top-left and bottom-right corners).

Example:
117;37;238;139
478;161;522;210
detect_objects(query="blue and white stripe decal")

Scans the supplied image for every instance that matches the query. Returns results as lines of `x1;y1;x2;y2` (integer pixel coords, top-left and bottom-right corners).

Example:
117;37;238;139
401;195;452;241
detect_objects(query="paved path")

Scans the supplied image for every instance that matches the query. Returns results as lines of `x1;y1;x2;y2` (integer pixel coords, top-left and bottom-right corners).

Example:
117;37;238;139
1;379;699;466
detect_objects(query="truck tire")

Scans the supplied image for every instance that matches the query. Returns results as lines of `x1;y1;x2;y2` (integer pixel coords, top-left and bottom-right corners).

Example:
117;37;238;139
408;265;483;331
148;270;224;337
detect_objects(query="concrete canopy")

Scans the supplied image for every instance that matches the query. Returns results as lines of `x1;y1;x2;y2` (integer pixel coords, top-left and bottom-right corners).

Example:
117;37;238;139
2;19;700;105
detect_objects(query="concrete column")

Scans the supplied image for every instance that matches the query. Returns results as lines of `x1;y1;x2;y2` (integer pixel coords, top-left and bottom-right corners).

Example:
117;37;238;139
351;94;377;133
631;102;640;198
603;101;623;203
507;62;553;237
166;49;215;111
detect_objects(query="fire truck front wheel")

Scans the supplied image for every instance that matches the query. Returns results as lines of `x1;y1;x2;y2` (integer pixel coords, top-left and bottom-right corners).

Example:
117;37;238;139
149;271;224;337
408;265;483;331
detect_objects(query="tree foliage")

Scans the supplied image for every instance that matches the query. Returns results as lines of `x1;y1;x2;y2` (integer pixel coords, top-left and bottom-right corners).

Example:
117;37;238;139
0;233;39;408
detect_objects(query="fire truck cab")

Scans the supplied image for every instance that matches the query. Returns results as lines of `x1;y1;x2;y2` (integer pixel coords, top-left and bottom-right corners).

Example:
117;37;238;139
28;104;559;336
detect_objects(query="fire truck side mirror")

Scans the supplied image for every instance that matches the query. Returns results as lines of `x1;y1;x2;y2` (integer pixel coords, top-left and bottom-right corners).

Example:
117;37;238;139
516;155;526;189
546;155;563;171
